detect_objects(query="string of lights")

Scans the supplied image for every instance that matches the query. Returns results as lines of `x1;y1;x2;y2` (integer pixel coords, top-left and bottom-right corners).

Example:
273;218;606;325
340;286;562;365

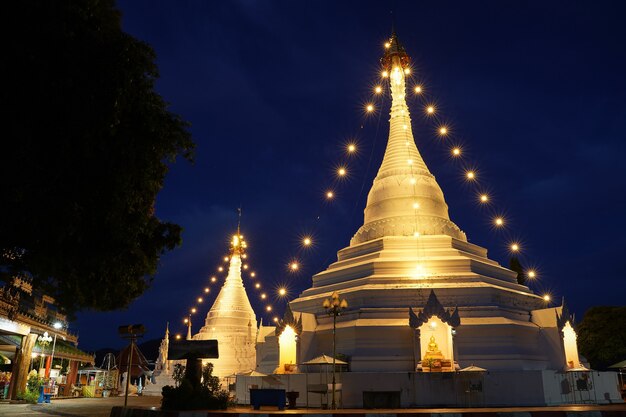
173;34;556;338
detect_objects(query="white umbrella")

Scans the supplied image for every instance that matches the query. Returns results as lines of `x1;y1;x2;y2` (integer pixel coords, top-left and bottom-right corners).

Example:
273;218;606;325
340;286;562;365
459;365;487;372
302;354;348;365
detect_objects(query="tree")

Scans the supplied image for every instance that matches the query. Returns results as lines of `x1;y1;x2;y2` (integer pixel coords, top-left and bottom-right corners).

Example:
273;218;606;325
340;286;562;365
577;306;626;370
1;0;194;315
509;256;526;285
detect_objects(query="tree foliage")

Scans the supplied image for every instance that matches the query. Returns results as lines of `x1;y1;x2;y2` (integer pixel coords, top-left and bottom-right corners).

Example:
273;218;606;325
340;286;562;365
509;256;526;285
1;0;194;315
577;306;626;370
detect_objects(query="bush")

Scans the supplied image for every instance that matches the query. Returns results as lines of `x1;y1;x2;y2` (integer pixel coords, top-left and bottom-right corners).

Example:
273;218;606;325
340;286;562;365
17;371;43;403
17;389;40;404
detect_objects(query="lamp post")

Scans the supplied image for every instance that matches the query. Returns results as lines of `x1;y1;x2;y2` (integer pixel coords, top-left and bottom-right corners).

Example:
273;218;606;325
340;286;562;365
323;291;347;410
47;322;63;379
37;332;52;374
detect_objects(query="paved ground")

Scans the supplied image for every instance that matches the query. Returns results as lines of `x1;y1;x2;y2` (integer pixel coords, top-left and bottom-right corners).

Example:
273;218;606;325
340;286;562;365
0;396;161;417
1;397;625;417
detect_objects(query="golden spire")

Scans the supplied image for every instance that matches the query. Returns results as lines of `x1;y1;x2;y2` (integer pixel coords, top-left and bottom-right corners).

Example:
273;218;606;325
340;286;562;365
231;208;247;255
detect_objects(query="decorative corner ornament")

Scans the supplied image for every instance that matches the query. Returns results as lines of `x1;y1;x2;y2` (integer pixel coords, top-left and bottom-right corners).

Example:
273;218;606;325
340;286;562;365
275;304;302;337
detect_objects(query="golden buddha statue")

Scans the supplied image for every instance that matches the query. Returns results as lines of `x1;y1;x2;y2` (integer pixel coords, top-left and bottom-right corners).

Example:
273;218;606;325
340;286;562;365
423;335;444;360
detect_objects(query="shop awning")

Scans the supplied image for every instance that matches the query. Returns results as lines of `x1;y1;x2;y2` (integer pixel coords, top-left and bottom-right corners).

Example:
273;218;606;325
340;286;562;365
0;334;94;363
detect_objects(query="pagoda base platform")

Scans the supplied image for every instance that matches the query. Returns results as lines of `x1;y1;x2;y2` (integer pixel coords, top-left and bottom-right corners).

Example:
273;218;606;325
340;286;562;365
233;370;622;408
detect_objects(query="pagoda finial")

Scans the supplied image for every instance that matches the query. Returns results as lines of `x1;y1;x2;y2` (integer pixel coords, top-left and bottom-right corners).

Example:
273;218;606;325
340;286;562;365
237;207;242;237
230;208;247;256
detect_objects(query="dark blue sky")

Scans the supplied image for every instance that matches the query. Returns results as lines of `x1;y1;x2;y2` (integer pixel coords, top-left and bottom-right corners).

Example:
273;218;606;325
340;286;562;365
75;1;626;353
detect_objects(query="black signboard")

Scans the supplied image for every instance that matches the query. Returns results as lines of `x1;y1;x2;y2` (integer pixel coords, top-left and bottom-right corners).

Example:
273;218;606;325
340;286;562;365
168;339;218;360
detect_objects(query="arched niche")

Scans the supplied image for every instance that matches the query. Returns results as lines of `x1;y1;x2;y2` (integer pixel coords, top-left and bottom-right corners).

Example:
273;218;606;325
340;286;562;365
278;324;297;371
275;304;302;374
562;321;581;369
557;301;582;370
419;316;454;364
409;290;460;372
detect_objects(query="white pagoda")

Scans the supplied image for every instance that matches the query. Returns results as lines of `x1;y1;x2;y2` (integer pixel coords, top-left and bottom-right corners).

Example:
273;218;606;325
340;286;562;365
253;33;622;407
192;231;257;378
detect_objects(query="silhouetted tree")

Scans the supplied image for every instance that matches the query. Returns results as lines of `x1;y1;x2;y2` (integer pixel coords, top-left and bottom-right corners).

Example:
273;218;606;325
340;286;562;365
577;306;626;370
509;256;526;285
1;0;194;315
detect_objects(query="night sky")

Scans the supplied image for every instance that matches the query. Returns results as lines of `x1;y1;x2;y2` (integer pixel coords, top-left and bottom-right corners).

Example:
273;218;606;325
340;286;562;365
75;1;626;353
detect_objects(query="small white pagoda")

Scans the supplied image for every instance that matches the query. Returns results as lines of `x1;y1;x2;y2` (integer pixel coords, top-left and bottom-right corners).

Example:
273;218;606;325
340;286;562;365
192;231;257;378
253;33;622;407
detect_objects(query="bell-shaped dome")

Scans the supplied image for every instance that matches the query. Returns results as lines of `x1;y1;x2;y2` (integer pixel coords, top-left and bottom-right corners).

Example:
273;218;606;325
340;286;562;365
351;36;465;245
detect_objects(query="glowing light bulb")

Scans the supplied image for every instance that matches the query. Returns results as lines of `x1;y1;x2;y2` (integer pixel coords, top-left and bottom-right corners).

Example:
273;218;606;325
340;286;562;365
413;202;420;209
204;287;210;293
223;256;229;262
183;318;188;324
480;194;489;203
243;264;249;270
366;104;374;112
217;266;223;272
382;70;389;78
410;178;416;185
197;297;203;303
255;283;261;289
211;276;217;282
337;167;347;177
407;159;413;165
439;126;448;136
191;308;196;314
543;294;551;302
494;217;504;226
374;86;382;94
426;105;435;115
278;288;287;296
347;143;356;153
527;270;536;279
429;321;437;329
303;237;312;247
404;68;411;75
261;293;267;300
466;171;475;180
273;317;279;323
175;334;181;340
250;272;256;277
452;147;461;156
414;85;423;94
413;232;420;237
510;243;520;252
403;125;408;130
384;42;391;49
290;262;299;271
266;305;272;312
242;254;247;259
326;190;334;199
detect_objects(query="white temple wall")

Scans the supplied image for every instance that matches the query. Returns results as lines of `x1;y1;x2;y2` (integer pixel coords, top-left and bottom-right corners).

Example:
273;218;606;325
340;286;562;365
255;333;278;375
236;370;622;407
300;323;414;372
453;323;555;370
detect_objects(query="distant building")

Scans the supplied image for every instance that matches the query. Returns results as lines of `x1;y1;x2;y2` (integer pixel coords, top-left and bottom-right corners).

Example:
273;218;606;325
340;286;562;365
0;276;93;399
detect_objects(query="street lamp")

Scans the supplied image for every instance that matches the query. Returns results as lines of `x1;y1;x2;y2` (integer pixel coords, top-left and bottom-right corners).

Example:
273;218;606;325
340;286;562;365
47;322;63;378
322;291;347;409
37;332;52;373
